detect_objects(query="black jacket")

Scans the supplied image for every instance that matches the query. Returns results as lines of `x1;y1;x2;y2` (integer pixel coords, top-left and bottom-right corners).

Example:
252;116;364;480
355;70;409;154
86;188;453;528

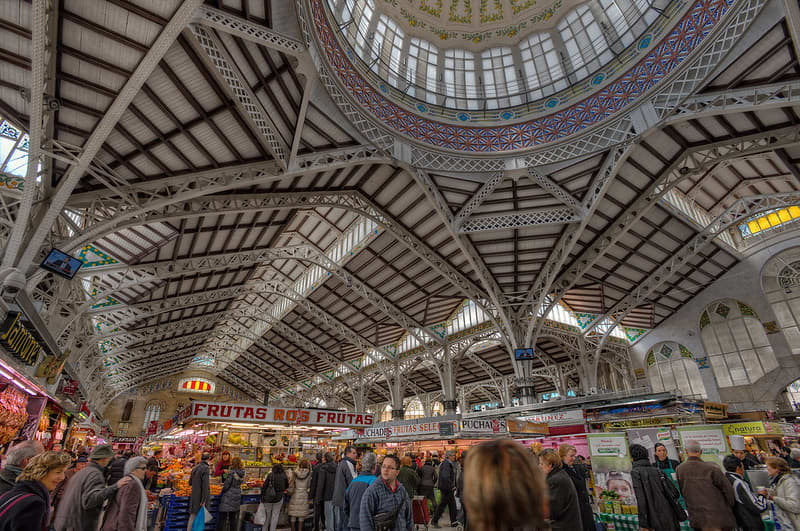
0;479;50;531
563;464;594;531
630;459;680;531
437;460;455;491
417;464;436;488
315;461;337;503
545;468;583;530
108;457;128;485
0;467;20;497
725;471;768;530
262;471;289;503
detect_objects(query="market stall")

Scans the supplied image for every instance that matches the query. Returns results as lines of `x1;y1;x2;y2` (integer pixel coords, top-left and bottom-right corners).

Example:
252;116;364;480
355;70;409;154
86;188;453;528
154;402;374;531
510;408;587;455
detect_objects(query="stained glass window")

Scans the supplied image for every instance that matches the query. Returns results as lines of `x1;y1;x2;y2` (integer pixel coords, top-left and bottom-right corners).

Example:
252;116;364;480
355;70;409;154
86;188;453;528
178;377;215;394
738;206;800;239
0;117;40;183
647;341;706;397
700;299;778;387
405;399;425;419
764;257;800;354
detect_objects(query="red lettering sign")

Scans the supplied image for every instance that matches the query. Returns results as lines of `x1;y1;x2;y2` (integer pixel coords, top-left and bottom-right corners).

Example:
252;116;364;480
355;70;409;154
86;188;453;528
185;402;373;427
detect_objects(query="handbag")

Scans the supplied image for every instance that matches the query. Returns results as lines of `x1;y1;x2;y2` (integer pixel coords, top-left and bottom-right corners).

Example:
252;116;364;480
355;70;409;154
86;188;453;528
203;504;213;524
254;503;267;525
374;496;406;531
263;475;277;502
659;471;688;522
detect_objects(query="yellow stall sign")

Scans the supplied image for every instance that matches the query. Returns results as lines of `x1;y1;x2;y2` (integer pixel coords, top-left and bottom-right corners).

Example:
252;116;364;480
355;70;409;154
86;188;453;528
723;422;766;436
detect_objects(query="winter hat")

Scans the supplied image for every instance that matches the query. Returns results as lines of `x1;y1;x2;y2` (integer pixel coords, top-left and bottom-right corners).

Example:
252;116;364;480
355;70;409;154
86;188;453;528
90;444;115;460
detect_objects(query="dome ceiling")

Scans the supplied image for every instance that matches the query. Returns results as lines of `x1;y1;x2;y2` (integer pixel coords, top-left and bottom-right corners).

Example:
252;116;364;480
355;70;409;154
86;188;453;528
359;0;575;50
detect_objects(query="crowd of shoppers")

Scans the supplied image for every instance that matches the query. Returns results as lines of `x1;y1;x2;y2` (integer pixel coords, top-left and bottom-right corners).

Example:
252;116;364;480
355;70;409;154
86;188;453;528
0;437;796;531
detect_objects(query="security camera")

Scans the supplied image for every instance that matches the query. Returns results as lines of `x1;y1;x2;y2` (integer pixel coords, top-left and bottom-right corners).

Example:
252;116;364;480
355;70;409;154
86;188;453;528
1;269;25;300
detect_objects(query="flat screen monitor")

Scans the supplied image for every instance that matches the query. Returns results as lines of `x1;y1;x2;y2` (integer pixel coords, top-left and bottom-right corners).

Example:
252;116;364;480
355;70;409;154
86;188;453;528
40;248;82;280
514;348;534;360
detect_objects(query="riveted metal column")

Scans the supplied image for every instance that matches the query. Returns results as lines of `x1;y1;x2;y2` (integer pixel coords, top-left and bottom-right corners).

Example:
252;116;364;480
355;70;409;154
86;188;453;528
388;365;405;419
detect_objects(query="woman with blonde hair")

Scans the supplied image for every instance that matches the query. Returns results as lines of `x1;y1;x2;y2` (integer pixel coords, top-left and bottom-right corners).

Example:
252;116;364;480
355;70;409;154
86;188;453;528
0;451;71;530
558;444;594;531
759;456;800;529
463;439;548;531
539;449;583;530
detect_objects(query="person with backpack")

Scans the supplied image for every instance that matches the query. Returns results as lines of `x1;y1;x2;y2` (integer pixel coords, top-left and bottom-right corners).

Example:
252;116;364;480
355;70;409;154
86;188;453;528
262;464;290;531
217;457;245;531
315;453;337;531
629;444;684;531
417;458;437;514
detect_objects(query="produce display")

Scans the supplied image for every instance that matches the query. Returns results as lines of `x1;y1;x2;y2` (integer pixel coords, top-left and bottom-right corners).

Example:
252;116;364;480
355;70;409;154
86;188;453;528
0;386;28;445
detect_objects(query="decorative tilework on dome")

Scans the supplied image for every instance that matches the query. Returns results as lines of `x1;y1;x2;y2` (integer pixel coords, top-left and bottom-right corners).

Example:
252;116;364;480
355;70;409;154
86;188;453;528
310;0;732;152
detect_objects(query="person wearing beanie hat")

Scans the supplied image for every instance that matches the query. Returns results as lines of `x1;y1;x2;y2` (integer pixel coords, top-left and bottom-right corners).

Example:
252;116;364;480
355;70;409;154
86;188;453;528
53;444;132;531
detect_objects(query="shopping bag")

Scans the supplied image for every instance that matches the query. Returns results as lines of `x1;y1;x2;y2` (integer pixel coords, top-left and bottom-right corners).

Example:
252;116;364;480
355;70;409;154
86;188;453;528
254;503;267;525
203;504;213;524
192;507;206;531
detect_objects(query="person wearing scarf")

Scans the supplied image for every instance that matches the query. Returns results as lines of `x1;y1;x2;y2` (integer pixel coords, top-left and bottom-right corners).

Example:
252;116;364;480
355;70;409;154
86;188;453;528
102;456;150;531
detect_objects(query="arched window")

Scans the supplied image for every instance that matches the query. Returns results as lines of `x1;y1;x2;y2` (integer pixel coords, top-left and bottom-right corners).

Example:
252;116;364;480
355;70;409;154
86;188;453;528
374;15;405;84
519;33;566;100
405;399;425;420
785;380;800;410
699;300;778;387
599;0;658;48
558;5;612;80
481;47;521;109
345;0;376;60
407;39;439;103
646;342;706;397
443;49;478;110
431;401;444;416
763;253;800;354
380;404;393;422
142;400;164;432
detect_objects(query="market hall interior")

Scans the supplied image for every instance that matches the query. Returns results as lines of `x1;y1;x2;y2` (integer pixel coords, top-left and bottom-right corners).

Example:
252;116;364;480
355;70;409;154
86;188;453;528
4;0;800;526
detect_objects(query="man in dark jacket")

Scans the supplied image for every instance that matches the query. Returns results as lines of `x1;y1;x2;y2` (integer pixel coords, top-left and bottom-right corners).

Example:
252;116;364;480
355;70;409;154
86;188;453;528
432;450;458;528
187;453;211;531
311;451;325;531
560;444;595;531
345;452;378;531
724;455;768;530
0;440;43;495
332;446;358;531
629;444;681;531
315;453;338;531
108;450;132;485
359;455;413;531
676;440;736;530
146;449;165;491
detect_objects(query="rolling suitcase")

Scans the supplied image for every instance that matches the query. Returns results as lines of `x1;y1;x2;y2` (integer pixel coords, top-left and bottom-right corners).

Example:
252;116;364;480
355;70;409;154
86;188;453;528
413;496;431;530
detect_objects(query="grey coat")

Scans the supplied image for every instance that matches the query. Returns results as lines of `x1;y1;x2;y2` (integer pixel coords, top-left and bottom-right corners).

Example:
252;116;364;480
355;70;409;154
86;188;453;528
219;469;245;513
359;479;413;531
53;461;119;531
189;461;211;515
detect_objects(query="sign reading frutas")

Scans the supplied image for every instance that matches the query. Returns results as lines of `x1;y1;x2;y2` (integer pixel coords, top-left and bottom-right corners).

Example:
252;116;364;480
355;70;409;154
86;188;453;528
187;402;375;428
0;312;42;366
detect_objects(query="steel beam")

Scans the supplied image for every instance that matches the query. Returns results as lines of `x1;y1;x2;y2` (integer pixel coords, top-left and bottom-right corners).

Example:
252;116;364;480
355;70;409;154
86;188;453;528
527;168;583;212
190;24;289;167
458;207;581;233
194;6;306;56
586;191;800;339
16;0;204;273
452;172;505;231
528;125;800;342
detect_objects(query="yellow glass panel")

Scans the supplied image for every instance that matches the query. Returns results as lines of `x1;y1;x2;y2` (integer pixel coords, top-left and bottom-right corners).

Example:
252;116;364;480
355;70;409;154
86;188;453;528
748;220;761;234
779;209;792;223
790;206;800;219
758;217;771;230
768;212;781;226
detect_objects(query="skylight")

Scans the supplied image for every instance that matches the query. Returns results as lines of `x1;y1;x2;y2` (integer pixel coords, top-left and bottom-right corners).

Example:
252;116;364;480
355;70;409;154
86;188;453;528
738;206;800;239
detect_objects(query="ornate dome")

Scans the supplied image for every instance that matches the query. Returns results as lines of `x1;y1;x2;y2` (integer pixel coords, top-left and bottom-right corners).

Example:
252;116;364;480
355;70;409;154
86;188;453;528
326;0;662;110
